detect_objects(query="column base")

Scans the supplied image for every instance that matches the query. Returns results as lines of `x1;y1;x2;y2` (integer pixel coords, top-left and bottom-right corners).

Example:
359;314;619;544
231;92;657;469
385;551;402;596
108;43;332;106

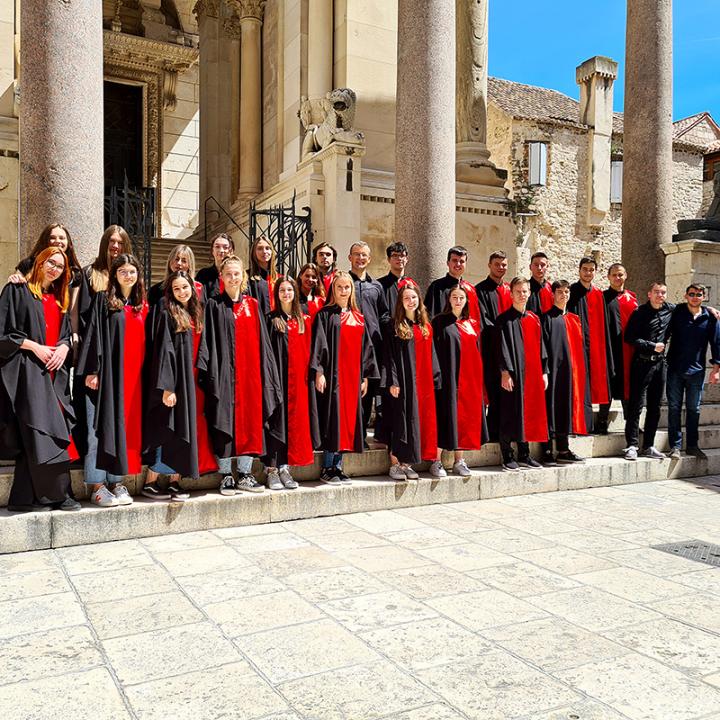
456;142;509;197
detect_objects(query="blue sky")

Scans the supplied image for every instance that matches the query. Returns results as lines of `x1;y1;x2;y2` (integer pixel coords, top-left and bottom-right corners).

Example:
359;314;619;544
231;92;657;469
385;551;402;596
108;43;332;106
488;0;720;123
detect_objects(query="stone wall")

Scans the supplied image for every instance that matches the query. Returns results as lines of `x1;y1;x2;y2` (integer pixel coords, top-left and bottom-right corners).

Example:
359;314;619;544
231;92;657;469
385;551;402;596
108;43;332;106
0;1;17;277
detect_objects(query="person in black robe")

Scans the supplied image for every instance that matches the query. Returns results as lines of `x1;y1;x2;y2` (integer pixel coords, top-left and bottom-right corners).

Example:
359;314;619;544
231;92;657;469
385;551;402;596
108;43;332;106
197;254;282;495
496;276;549;471
312;241;337;296
0;248;80;512
147;244;205;307
540;280;587;465
377;242;418;315
310;271;379;485
195;233;234;300
527;251;554;316
296;262;326;321
247;236;282;316
424;245;481;321
383;284;441;480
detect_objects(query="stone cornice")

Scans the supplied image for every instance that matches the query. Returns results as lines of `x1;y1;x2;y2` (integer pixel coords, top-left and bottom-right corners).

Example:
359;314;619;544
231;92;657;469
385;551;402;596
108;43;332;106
104;30;198;73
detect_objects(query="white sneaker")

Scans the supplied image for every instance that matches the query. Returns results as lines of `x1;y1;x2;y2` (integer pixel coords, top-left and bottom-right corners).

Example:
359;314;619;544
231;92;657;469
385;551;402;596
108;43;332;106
402;464;419;479
452;459;472;477
641;446;665;460
279;467;298;489
624;445;638;461
91;486;119;508
429;460;447;478
267;470;283;490
110;484;133;505
389;463;407;481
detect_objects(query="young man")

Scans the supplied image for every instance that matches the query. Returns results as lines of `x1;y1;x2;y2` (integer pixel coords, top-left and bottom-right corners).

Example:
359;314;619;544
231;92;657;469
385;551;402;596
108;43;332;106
496;276;549;471
568;256;614;432
378;242;418;314
540;280;587;465
195;233;234;300
623;281;674;461
424;246;481;321
527;251;554;316
595;263;638;433
666;283;720;459
312;241;337;295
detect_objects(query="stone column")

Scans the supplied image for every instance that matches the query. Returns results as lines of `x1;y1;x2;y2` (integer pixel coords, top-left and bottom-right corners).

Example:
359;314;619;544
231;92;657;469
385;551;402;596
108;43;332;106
395;0;456;292
622;0;674;293
307;0;333;100
234;0;265;202
19;0;104;263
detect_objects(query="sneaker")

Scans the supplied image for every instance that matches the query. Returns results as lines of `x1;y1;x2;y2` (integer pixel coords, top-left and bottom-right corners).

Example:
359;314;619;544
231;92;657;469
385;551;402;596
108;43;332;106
7;503;52;513
641;446;665;460
518;456;542;469
279;468;298;489
335;468;352;485
319;468;342;485
402;464;419;479
110;483;133;505
267;469;283;490
668;447;682;460
389;463;407;481
502;458;520;471
686;446;708;460
142;482;171;500
540;451;558;466
429;460;447;478
236;473;264;493
167;481;189;502
452;459;472;477
57;497;81;511
218;475;236;496
91;485;119;507
556;451;585;464
624;445;638;461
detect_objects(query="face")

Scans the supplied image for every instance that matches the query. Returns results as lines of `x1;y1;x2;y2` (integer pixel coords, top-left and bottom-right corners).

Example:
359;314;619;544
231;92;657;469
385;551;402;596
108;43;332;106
401;289;419;313
221;261;244;291
254;239;273;266
116;262;138;290
579;262;596;284
278;280;295;305
333;278;353;303
349;245;370;271
171;252;190;274
530;256;548;281
608;266;627;290
108;233;124;260
299;268;318;294
648;284;667;308
171;277;193;305
42;252;66;284
449;287;467;312
489;257;508;280
447;253;467;277
48;227;68;251
212;237;232;265
686;287;705;308
512;282;530;306
315;247;334;271
554;286;570;305
389;251;408;274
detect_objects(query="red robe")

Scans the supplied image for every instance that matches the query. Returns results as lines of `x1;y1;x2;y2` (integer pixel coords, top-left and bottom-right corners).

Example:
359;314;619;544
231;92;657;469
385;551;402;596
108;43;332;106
192;326;218;474
123;304;147;473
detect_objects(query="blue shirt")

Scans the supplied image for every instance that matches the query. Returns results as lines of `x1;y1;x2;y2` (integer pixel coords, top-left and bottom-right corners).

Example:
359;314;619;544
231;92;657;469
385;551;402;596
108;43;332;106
667;304;720;375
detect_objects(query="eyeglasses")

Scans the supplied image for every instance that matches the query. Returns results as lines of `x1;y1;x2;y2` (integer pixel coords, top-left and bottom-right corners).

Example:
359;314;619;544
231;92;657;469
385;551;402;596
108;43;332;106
687;293;704;298
44;260;65;272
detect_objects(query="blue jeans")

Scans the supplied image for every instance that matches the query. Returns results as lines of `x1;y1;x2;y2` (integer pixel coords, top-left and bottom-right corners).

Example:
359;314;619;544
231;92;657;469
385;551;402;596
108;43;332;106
322;451;342;470
216;455;253;476
666;369;705;450
150;448;177;475
84;393;123;486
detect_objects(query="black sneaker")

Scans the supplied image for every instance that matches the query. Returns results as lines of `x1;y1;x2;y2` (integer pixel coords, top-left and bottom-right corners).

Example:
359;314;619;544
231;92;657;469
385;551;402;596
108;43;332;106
236;473;264;493
556;451;585;464
518;456;542;469
142;482;171;500
168;481;190;502
502;458;519;472
335;467;351;485
57;497;82;511
219;476;236;496
7;503;52;513
540;451;558;466
319;468;342;485
686;447;708;460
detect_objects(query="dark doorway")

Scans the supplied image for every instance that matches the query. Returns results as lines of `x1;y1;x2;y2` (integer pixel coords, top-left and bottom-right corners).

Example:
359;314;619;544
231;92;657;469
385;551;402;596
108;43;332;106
104;80;143;191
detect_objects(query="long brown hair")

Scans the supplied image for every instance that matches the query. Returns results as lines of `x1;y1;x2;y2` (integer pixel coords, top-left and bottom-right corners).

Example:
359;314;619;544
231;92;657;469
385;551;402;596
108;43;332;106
106;254;146;312
165;271;203;333
394;285;430;339
27;223;81;273
90;225;131;293
441;284;470;320
296;262;326;299
272;278;306;334
326;271;359;311
249;236;279;282
27;247;71;312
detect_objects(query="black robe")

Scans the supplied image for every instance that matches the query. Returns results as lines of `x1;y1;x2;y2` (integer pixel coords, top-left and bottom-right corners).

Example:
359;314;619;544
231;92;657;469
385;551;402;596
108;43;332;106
197;293;282;458
309;305;379;453
145;309;201;479
195;264;223;300
603;288;638;401
378;273;418;316
424;274;461;319
527;278;554;316
0;284;74;502
247;268;279;316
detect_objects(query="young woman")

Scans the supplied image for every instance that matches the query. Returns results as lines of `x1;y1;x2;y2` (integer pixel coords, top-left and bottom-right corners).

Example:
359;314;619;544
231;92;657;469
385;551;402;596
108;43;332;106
384;285;442;480
196;233;234;300
247;236;281;315
147;245;203;307
143;272;217;500
296;262;326;322
431;285;487;478
77;254;148;508
264;278;315;490
198;255;282;495
0;248;80;512
310;271;378;485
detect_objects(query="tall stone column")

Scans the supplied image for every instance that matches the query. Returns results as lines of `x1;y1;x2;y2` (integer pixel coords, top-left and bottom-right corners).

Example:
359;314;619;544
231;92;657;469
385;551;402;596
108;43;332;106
20;0;104;263
307;0;333;100
622;0;674;292
395;0;456;292
234;0;265;202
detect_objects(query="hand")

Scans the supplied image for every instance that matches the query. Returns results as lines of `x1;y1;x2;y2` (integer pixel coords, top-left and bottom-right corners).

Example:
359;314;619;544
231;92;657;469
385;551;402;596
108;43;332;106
543;373;548;390
162;390;177;407
361;378;369;397
85;374;99;390
501;370;514;392
315;373;326;393
654;342;666;353
390;385;400;398
710;366;720;385
8;272;26;285
30;342;54;366
708;306;720;322
45;344;69;371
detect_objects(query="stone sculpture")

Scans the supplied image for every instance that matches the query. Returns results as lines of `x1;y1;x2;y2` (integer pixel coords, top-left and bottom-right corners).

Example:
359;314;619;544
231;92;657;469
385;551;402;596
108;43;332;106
674;168;720;242
299;88;365;159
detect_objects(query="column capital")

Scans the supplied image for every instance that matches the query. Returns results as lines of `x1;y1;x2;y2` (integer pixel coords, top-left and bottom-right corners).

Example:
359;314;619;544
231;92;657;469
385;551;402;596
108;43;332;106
228;0;265;22
192;0;220;20
223;15;242;39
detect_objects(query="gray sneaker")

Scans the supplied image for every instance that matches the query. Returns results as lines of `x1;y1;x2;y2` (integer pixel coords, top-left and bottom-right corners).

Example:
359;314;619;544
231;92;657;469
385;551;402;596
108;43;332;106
279;467;298;489
267;470;283;490
91;485;119;508
236;473;264;493
429;460;447;478
389;463;407;481
624;445;638;461
668;447;682;460
402;464;419;479
641;446;665;460
452;459;472;477
110;483;133;505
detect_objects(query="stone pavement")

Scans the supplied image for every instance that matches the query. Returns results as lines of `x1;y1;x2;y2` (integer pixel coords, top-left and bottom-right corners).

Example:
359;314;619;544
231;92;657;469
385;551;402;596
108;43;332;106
1;478;720;720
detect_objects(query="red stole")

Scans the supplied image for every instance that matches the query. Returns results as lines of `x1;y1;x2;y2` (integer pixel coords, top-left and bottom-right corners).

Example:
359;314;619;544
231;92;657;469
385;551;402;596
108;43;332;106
618;290;638;400
398;277;419;292
306;295;325;323
123;303;148;473
456;318;484;450
266;274;282;312
538;282;554;313
322;270;336;297
412;324;438;461
521;312;549;442
192;325;218;474
586;285;610;404
497;281;513;314
338;309;364;451
459;280;482;324
564;313;588;435
287;316;314;465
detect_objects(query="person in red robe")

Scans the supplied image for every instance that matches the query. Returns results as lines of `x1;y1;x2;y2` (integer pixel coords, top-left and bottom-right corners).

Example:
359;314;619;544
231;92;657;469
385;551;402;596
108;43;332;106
527;251;554;315
247;236;282;315
310;271;378;485
296;262;326;322
264;278;315;490
77;254;148;507
383;284;441;481
0;248;80;512
147;244;204;308
196;233;234;300
424;245;482;321
497;276;549;471
312;241;337;296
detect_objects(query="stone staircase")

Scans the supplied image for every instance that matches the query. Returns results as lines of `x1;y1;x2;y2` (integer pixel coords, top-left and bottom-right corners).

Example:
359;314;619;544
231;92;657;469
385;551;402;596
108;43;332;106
149;236;213;284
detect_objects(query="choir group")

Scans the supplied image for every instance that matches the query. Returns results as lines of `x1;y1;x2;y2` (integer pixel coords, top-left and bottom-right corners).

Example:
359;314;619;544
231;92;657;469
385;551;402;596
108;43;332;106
1;223;719;514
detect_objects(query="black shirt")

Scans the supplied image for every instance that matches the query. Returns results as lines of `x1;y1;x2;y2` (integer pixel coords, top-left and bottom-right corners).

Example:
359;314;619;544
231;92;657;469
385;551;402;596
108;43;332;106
667;304;720;375
350;271;389;350
624;301;675;359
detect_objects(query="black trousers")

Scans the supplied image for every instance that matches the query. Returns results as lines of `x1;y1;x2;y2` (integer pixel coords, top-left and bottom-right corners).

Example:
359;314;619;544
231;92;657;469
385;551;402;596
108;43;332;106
624;358;666;449
540;435;570;455
362;379;381;442
500;438;529;462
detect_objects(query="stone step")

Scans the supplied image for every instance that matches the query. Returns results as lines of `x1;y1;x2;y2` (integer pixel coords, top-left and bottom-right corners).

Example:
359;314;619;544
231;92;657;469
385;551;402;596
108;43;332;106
594;402;720;433
2;452;718;554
